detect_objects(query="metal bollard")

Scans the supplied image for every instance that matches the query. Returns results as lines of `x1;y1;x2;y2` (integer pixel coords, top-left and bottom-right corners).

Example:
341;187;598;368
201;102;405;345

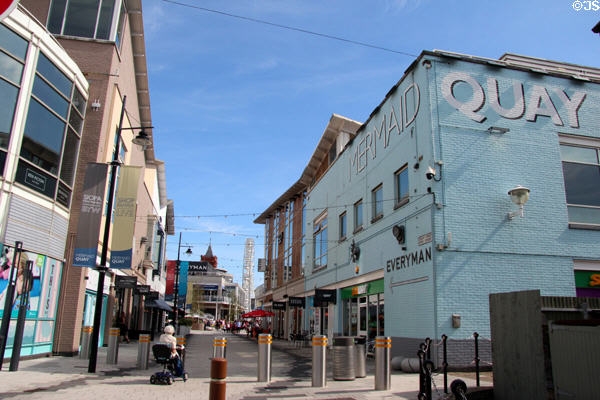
213;337;227;358
374;336;391;390
257;333;272;382
209;357;227;400
137;333;151;369
473;332;480;387
312;335;327;387
106;327;120;364
79;326;92;359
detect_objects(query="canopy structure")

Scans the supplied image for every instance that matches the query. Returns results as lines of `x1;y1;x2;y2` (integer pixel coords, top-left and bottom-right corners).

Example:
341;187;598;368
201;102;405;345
144;298;172;312
241;309;274;318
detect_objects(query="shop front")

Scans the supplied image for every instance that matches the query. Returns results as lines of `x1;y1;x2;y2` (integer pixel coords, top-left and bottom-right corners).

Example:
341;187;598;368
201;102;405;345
341;279;384;345
0;245;63;357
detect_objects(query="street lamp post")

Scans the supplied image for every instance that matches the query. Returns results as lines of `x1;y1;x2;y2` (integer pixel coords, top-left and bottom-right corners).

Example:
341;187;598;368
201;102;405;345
88;95;151;373
172;233;192;335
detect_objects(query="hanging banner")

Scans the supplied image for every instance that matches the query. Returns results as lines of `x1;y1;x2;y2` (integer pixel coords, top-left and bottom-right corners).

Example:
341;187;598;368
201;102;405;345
165;260;176;299
109;166;142;269
72;163;108;268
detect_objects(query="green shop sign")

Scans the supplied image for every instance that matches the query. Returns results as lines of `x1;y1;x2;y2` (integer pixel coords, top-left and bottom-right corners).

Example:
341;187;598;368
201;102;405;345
574;270;600;288
341;278;384;299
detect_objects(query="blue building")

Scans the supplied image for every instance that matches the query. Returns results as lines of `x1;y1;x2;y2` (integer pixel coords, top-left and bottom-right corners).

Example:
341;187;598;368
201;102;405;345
258;50;600;364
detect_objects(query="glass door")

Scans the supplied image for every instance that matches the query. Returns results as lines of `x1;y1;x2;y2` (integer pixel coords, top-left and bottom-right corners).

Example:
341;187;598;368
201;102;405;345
358;296;367;337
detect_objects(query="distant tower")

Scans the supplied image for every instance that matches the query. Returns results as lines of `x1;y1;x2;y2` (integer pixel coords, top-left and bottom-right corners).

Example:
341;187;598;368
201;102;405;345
242;238;255;310
201;243;218;268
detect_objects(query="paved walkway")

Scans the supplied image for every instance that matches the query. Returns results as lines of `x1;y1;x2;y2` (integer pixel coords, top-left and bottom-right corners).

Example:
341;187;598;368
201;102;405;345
0;330;489;399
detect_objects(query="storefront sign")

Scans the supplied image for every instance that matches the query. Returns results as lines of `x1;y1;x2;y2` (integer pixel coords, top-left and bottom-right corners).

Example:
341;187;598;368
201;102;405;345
575;270;600;288
136;285;150;294
188;261;209;272
386;246;432;272
352;284;368;296
202;285;218;291
441;72;586;128
288;297;305;307
73;163;108;268
115;275;137;289
146;291;159;300
257;258;266;272
272;301;286;310
314;289;336;307
0;0;19;22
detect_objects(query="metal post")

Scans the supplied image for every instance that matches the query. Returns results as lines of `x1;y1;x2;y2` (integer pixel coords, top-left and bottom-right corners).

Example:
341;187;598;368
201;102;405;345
173;232;181;335
9;260;33;371
79;326;93;359
137;333;151;369
374;336;391;390
177;336;186;369
257;333;272;382
0;241;23;370
312;335;327;387
213;337;227;358
473;332;480;387
106;327;120;364
442;334;448;394
89;95;127;373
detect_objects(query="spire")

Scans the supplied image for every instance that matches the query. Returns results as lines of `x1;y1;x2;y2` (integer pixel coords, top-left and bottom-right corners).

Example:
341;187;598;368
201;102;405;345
205;244;213;258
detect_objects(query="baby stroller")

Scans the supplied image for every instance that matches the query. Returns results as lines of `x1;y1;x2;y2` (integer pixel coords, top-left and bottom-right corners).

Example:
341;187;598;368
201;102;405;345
150;344;188;385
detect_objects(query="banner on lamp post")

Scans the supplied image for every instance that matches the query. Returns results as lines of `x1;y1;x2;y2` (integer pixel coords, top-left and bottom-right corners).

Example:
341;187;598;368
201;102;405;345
0;0;19;22
109;166;141;269
72;163;108;268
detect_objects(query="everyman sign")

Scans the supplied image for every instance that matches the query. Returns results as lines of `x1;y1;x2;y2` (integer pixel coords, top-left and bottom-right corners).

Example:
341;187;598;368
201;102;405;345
0;0;19;21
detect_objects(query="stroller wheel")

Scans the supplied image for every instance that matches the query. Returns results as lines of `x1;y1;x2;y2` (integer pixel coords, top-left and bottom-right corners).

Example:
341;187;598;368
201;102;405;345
150;375;156;385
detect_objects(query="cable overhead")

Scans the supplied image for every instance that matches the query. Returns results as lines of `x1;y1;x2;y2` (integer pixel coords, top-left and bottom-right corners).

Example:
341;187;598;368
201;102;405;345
162;0;417;57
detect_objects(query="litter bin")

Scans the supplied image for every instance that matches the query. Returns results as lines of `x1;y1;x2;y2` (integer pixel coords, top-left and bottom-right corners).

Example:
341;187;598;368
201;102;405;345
333;336;356;380
354;336;367;378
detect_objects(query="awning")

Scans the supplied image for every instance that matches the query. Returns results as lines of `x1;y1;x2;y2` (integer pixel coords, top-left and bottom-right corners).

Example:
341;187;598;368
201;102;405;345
145;298;172;312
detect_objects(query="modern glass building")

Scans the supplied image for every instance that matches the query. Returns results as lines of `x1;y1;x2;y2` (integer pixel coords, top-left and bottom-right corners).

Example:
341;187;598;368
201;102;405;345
0;7;88;357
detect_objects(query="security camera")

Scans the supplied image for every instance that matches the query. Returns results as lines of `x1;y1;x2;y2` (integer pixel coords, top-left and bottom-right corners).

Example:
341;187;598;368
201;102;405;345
426;166;436;180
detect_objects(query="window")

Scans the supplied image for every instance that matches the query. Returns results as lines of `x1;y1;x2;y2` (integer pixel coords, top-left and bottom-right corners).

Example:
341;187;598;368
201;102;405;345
372;184;383;221
313;212;328;270
395;165;409;208
271;210;280;288
301;194;306;275
283;201;293;282
339;212;347;240
48;0;125;43
561;143;600;227
0;24;28;175
354;199;363;232
16;51;85;208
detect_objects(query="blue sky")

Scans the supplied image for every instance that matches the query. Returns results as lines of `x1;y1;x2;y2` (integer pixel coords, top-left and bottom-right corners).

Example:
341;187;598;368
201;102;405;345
143;0;600;288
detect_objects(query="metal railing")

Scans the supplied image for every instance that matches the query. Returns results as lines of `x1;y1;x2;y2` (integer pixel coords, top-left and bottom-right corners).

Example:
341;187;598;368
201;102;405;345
417;332;484;400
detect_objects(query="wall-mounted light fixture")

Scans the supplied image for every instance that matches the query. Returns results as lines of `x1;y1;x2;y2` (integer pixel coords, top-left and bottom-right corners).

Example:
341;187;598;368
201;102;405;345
91;100;101;111
487;126;510;134
507;186;531;219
